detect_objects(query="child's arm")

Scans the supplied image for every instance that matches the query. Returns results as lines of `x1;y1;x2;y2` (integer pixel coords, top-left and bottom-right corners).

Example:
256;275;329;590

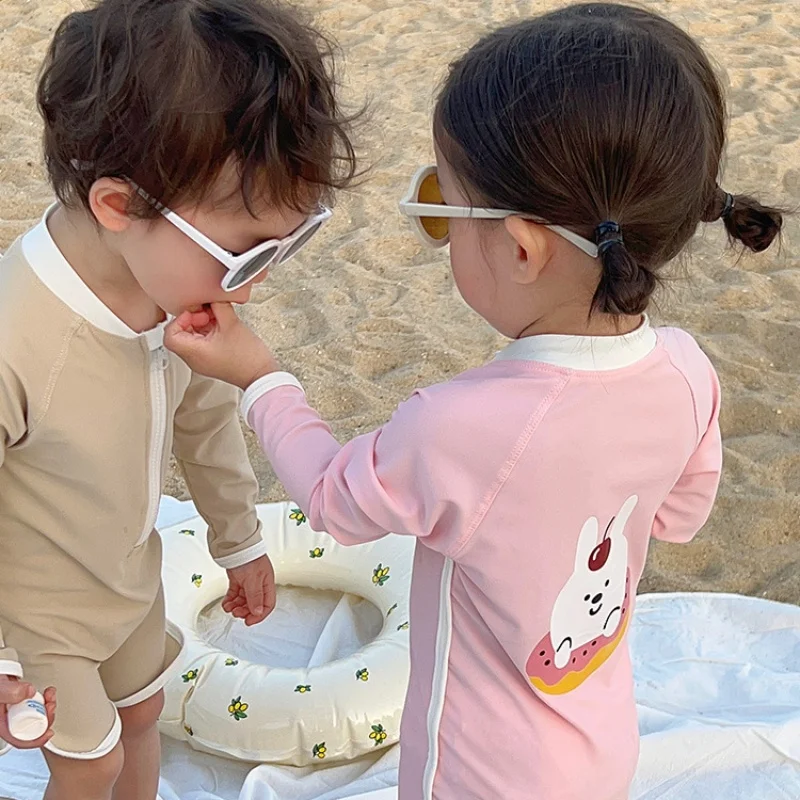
172;372;276;623
165;305;471;554
172;373;263;564
0;362;27;678
0;362;57;747
241;377;462;549
651;363;723;544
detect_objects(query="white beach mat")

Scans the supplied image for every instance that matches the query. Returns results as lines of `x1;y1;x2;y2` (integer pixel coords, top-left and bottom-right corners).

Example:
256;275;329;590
0;496;796;799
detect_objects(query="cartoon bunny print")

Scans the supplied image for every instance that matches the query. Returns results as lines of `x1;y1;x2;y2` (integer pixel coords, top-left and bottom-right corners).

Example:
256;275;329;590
549;495;638;670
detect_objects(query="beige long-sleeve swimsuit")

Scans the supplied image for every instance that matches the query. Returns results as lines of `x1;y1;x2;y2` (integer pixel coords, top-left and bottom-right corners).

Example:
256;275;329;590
0;207;263;759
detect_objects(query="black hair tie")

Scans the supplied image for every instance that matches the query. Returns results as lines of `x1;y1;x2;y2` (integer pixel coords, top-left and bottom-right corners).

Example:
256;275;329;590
595;221;624;254
720;192;735;220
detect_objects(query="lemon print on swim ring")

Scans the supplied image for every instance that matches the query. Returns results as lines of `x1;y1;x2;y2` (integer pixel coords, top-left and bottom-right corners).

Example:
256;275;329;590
313;742;327;759
289;508;307;526
372;564;390;586
369;724;388;746
228;697;249;721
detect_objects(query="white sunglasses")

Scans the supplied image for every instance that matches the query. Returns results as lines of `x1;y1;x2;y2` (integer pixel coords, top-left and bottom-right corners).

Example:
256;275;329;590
399;165;599;258
133;184;331;291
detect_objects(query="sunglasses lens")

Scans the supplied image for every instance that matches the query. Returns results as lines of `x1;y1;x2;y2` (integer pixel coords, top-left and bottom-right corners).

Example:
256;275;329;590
278;220;323;264
417;172;449;241
227;245;279;290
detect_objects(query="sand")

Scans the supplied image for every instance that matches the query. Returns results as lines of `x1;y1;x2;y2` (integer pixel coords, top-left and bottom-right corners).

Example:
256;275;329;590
1;0;798;604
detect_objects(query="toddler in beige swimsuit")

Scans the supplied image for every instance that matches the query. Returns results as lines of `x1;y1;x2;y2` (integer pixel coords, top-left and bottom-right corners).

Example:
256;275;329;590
0;0;357;797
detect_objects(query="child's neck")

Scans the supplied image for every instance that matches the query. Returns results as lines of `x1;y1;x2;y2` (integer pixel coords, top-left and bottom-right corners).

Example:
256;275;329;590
516;308;642;339
47;205;166;334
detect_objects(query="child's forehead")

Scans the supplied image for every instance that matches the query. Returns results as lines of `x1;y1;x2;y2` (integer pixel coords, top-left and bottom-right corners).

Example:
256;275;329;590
199;161;317;220
201;163;264;214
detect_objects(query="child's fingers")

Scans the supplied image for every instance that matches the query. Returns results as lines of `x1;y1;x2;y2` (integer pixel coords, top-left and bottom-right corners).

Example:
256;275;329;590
169;311;196;333
0;713;54;751
0;678;34;706
222;583;246;613
45;700;57;726
189;311;212;331
265;576;277;617
164;326;207;358
208;302;239;330
243;581;265;620
222;585;240;603
222;596;247;614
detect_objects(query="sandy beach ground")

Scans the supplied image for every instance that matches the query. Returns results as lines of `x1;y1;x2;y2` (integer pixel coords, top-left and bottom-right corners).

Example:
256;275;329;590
1;0;798;604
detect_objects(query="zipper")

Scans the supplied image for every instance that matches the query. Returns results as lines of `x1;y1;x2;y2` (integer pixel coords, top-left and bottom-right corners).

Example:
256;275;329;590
135;345;169;548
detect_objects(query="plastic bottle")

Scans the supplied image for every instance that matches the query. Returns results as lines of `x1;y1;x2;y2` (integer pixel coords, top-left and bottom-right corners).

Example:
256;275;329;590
7;691;48;741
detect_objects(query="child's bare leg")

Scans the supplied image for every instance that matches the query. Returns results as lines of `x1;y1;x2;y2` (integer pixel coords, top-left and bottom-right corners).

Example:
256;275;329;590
43;744;124;800
111;690;164;800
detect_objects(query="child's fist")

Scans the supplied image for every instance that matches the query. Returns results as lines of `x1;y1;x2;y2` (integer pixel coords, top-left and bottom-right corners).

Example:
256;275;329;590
223;555;277;626
0;676;56;749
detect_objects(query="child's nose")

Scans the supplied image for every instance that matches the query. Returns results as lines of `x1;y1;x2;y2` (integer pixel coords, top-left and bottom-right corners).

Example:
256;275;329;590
592;593;603;604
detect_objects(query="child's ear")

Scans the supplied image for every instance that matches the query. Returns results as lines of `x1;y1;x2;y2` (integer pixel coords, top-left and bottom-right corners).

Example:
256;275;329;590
504;216;552;285
88;178;135;233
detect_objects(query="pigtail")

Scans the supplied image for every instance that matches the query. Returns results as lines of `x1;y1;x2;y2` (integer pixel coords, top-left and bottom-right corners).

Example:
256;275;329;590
591;223;657;316
703;186;783;252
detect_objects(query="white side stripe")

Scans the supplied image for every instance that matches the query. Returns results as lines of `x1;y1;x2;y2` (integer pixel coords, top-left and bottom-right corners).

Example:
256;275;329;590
422;558;455;799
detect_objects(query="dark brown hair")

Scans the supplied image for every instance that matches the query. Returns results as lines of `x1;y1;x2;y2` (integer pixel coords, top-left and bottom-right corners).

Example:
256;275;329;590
37;0;359;217
434;3;783;316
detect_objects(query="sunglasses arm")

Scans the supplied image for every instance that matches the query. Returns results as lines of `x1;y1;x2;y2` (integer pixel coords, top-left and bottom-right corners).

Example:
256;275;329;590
399;201;508;220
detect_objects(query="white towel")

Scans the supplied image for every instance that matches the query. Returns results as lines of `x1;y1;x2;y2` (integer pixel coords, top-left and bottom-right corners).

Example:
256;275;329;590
0;499;796;800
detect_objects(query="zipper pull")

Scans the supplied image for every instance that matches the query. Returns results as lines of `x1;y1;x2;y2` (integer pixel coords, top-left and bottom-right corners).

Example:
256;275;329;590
154;346;169;371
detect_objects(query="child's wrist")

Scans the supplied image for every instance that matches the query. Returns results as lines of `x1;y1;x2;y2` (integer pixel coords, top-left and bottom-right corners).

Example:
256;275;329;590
237;358;281;391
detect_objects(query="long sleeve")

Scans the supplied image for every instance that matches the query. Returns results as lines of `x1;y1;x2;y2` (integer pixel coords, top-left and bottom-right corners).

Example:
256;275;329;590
172;373;264;569
241;373;480;558
0;361;26;675
651;365;723;544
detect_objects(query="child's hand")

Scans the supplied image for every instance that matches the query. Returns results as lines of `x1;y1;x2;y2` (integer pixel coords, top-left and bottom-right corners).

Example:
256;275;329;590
164;302;281;390
223;555;277;626
0;676;56;749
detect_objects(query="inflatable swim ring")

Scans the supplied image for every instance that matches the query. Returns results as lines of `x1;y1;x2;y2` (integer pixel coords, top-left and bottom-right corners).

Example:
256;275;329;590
158;501;414;766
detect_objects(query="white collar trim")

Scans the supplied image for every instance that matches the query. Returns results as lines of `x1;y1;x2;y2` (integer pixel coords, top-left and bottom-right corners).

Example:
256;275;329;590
494;316;657;371
22;204;165;349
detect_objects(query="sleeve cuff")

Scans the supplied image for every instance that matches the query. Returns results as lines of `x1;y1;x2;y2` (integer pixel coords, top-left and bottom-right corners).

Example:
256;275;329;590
214;540;269;570
241;372;304;428
0;659;23;678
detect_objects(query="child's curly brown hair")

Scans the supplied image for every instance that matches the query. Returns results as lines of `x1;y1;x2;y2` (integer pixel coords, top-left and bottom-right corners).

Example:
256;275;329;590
37;0;359;217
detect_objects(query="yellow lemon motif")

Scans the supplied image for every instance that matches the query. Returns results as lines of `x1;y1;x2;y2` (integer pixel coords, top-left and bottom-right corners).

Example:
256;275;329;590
179;529;195;536
309;547;325;559
228;696;249;720
356;668;369;682
369;725;388;746
191;574;203;587
372;564;390;586
313;742;327;759
289;508;307;526
184;724;193;736
295;685;312;693
182;669;198;683
225;658;239;666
